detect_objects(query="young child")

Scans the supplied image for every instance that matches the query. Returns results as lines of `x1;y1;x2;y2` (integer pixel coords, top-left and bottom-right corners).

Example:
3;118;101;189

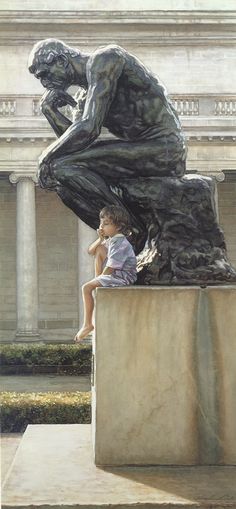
74;205;137;342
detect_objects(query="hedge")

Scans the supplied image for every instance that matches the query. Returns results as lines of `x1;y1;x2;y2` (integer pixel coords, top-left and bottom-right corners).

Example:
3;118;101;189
0;343;92;375
0;391;91;432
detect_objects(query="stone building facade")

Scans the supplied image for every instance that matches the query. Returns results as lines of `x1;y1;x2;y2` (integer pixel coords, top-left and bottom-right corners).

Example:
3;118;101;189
0;0;235;342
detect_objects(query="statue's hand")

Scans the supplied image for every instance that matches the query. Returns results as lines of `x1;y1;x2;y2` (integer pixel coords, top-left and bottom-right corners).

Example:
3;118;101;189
40;89;77;113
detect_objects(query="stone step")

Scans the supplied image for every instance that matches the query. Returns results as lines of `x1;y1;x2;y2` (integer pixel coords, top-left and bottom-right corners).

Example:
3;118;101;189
1;433;22;485
2;424;236;509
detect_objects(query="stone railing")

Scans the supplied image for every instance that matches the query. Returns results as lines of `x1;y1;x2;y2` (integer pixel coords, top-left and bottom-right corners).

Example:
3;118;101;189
0;94;236;144
171;98;199;116
1;94;236;118
32;98;41;116
214;99;236;116
33;96;200;117
0;99;16;116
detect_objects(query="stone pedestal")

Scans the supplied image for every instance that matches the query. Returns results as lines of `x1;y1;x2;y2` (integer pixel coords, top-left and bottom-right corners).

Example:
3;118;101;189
92;286;236;466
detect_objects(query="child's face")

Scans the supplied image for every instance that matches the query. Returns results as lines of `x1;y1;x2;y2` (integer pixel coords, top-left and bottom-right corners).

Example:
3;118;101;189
99;216;121;238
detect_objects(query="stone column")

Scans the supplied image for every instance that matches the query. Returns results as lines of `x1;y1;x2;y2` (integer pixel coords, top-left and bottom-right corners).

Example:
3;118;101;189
9;172;39;341
78;219;97;327
213;171;225;221
201;171;225;220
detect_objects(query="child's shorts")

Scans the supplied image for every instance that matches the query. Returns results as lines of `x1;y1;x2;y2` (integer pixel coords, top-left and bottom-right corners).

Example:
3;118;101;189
95;274;135;287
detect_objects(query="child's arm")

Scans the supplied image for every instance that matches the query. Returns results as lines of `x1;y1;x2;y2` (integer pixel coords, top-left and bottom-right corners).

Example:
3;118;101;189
87;237;103;255
87;228;105;255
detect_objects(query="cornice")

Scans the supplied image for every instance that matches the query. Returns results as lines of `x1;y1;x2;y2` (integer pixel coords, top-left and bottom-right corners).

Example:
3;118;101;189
0;116;235;139
1;36;236;47
0;160;38;173
0;118;53;140
0;10;236;24
0;10;236;46
0;132;235;145
1;162;235;181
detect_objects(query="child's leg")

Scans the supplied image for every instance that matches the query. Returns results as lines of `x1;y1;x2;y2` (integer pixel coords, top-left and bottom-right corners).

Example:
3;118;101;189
94;244;107;277
74;279;102;342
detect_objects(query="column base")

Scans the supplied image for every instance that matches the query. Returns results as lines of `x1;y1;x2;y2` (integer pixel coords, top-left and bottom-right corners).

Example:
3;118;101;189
15;330;40;342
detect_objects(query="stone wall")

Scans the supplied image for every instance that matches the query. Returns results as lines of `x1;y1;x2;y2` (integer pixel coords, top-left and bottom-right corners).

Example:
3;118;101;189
36;188;79;336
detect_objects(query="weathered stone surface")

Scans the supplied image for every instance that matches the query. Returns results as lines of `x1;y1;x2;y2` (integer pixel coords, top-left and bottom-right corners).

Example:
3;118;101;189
2;424;236;508
93;286;236;466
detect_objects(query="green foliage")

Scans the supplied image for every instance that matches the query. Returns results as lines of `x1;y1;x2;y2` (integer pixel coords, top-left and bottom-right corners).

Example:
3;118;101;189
0;391;91;432
0;344;92;375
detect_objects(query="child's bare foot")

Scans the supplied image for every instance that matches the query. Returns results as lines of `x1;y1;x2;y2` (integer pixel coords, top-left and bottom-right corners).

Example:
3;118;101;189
74;324;94;342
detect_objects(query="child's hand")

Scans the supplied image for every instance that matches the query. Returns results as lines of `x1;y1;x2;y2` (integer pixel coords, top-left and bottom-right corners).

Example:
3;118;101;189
97;228;105;240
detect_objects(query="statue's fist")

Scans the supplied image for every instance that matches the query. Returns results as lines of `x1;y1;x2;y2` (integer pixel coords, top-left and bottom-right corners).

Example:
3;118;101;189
40;89;77;113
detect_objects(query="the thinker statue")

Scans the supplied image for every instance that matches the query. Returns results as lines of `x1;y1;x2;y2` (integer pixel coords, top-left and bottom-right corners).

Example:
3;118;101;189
29;39;236;284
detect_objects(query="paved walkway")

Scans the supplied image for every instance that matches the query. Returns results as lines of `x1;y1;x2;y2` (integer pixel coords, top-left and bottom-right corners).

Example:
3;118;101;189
3;425;236;508
0;374;91;393
1;374;91;485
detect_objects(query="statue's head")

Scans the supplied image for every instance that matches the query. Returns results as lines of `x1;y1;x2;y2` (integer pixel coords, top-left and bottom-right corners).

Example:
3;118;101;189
28;38;78;89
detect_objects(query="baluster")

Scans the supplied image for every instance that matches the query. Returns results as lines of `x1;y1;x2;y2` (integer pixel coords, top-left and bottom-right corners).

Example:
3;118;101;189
215;101;221;116
10;101;16;115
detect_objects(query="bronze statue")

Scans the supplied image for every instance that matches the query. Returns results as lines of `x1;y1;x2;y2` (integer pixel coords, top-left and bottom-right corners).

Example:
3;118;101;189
29;39;236;284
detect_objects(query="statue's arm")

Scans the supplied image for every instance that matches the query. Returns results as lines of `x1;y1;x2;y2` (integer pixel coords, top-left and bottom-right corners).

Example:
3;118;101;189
42;106;72;137
40;48;125;163
40;89;78;137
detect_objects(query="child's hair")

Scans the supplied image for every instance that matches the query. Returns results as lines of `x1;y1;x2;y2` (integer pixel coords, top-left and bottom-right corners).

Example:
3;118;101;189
100;205;132;236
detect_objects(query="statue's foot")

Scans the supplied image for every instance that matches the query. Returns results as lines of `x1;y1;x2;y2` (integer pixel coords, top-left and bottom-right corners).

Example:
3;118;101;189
74;324;94;342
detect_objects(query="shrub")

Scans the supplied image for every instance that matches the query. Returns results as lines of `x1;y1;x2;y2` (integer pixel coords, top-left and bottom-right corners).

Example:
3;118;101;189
0;343;92;375
0;391;91;432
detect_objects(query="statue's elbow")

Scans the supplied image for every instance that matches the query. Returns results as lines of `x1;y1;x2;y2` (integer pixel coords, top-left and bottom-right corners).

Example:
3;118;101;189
88;122;101;140
40;102;50;116
80;119;101;141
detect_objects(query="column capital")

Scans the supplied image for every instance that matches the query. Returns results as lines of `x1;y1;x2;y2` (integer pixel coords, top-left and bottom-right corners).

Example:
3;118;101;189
9;171;38;185
214;171;225;183
198;171;225;182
